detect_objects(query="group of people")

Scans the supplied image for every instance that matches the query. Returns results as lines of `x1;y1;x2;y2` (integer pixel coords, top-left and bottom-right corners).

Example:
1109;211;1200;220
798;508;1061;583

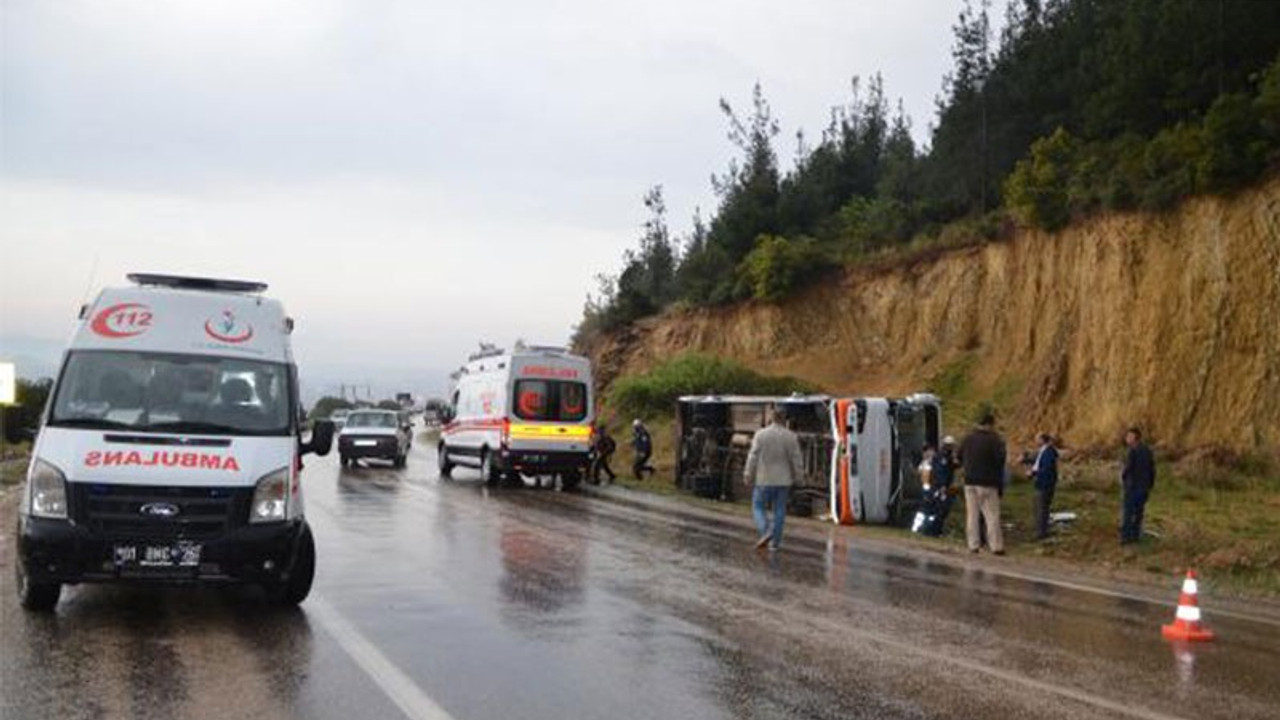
919;413;1157;553
740;405;1158;554
591;406;1158;554
589;418;655;485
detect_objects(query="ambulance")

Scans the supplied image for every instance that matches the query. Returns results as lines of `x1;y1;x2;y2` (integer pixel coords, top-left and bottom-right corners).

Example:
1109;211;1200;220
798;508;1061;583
15;274;334;611
439;345;593;488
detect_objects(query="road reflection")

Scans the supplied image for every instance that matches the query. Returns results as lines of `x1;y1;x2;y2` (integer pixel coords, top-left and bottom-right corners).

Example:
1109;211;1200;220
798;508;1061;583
497;521;588;637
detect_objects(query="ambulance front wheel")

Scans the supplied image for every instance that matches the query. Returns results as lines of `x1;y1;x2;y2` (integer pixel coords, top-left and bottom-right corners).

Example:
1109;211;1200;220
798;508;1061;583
269;524;316;607
15;556;61;612
438;444;454;478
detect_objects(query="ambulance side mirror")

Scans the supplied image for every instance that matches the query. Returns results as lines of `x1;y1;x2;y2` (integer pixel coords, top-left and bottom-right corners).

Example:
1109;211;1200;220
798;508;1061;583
304;420;336;457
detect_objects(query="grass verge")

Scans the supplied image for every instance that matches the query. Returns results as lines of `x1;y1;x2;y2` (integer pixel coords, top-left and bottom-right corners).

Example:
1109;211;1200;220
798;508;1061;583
601;429;1280;597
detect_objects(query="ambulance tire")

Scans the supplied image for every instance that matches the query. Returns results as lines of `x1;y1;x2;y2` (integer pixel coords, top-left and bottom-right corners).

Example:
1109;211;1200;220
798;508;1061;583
481;449;501;487
438;444;454;478
559;470;582;492
269;525;316;607
15;558;61;612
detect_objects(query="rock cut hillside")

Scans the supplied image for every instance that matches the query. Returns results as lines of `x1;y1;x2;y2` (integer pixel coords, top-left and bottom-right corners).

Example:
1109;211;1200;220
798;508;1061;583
584;179;1280;452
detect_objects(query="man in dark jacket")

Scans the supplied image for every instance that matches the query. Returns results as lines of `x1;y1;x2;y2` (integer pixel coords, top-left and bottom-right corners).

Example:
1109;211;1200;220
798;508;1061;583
631;419;655;480
592;422;617;485
959;412;1007;554
1030;433;1059;540
1120;427;1156;544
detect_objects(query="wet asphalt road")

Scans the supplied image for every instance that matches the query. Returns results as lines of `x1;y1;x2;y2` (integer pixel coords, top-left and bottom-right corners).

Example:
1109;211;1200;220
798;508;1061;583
3;438;1280;720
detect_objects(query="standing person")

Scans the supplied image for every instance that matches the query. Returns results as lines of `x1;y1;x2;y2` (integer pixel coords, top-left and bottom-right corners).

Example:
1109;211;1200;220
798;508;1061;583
744;407;804;551
631;419;655;480
1120;427;1156;544
592;422;617;485
959;412;1007;555
933;436;960;531
1030;433;1060;540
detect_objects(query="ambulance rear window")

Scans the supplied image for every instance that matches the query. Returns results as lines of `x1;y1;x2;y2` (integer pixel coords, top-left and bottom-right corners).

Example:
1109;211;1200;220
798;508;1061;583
513;380;587;422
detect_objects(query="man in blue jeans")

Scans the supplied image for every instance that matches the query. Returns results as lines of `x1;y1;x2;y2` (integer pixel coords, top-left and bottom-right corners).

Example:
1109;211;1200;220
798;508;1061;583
744;407;804;551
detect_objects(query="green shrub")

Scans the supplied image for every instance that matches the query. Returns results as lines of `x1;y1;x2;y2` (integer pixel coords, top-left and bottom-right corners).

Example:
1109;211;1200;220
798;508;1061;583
1098;133;1147;211
1198;92;1267;194
1139;123;1204;210
1004;127;1079;231
736;234;831;302
607;353;819;420
1255;52;1280;158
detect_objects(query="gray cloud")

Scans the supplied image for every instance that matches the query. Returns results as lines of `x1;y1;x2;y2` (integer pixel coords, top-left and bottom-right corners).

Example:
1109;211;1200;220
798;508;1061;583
2;0;961;393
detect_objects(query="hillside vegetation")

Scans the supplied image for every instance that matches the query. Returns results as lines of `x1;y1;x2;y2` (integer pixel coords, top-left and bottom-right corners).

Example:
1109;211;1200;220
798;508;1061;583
575;0;1280;344
584;177;1280;453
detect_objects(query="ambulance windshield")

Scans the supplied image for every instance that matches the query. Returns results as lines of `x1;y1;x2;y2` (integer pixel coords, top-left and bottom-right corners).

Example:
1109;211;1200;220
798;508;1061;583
49;351;293;436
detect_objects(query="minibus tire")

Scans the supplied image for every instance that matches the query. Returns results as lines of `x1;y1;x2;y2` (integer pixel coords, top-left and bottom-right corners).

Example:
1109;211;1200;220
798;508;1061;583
269;525;316;607
15;559;60;612
438;444;454;478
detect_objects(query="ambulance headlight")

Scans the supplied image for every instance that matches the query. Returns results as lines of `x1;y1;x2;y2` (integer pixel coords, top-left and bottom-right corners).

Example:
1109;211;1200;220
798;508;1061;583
28;459;69;519
250;467;290;524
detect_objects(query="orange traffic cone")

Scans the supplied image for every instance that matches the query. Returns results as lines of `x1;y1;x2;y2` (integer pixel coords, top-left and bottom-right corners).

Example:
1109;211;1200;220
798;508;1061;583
1162;570;1215;642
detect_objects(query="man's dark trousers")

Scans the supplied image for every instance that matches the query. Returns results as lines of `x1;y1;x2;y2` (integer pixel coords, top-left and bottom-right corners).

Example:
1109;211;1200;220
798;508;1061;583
1121;486;1148;543
1034;486;1055;539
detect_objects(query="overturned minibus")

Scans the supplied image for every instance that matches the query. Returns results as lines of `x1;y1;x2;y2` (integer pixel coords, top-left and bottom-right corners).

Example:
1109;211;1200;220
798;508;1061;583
674;393;941;525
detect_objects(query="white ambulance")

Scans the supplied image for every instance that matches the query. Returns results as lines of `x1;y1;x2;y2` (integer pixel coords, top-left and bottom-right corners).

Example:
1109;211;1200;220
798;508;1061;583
15;274;334;611
439;345;593;488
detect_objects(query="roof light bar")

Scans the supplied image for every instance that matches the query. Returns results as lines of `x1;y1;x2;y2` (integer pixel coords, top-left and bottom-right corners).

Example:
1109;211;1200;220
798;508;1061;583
126;273;268;293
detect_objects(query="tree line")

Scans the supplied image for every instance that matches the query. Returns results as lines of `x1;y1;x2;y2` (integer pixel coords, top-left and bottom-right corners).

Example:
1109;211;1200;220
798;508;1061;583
575;0;1280;345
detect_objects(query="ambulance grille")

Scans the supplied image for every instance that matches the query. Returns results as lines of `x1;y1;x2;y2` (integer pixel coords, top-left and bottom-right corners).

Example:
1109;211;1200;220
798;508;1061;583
71;484;252;540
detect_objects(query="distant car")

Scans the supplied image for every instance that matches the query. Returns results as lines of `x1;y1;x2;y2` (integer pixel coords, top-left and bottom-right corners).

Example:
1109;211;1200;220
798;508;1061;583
338;409;411;467
329;408;351;431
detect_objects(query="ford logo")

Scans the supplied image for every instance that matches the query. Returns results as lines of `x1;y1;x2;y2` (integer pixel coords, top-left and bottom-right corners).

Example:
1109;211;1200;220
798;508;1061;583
139;502;181;518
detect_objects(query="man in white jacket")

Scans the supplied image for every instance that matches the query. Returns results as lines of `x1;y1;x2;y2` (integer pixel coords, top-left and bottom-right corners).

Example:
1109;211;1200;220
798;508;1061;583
744;406;804;551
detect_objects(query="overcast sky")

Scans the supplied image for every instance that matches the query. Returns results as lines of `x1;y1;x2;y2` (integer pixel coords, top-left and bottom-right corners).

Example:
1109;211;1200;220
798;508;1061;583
2;0;963;398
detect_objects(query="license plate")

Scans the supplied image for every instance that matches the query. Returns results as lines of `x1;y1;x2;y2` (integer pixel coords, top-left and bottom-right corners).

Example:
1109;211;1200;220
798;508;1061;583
354;439;378;447
114;542;202;568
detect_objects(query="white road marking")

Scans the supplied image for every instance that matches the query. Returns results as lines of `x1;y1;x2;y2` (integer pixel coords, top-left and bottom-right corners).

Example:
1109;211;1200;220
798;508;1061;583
307;595;458;720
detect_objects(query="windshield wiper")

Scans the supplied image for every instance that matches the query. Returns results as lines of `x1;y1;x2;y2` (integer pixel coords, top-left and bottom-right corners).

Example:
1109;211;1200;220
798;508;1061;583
145;421;251;435
48;417;132;430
